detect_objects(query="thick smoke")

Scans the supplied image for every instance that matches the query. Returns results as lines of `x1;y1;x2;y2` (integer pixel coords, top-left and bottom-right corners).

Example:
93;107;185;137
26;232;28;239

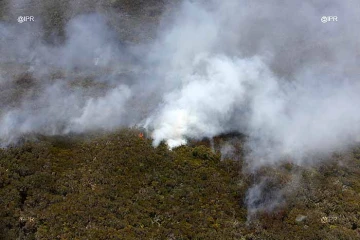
146;0;360;168
1;0;360;173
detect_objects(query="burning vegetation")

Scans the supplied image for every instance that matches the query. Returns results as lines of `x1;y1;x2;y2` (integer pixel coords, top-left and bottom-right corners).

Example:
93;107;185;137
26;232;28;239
1;130;360;239
1;0;360;239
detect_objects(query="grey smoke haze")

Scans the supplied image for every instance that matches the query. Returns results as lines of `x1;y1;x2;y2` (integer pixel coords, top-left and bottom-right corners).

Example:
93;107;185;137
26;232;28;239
1;0;360;174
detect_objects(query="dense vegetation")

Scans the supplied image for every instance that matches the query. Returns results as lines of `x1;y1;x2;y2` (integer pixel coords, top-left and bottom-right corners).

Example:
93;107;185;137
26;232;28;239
1;129;360;239
1;1;360;239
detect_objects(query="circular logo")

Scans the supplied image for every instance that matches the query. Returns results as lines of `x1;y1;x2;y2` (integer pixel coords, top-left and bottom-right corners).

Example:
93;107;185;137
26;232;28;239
321;16;328;23
17;16;24;23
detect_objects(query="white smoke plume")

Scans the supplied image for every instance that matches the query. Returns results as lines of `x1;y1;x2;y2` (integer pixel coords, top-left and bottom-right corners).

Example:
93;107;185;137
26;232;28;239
1;0;360;173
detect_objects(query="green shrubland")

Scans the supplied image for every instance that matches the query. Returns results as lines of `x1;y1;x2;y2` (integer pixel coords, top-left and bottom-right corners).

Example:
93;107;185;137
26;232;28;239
1;129;360;239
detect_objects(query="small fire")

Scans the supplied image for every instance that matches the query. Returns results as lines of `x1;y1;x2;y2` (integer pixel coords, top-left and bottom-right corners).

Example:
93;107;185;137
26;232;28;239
139;133;144;139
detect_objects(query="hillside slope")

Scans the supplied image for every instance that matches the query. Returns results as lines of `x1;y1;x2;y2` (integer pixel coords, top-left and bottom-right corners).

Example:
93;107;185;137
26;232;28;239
1;130;360;239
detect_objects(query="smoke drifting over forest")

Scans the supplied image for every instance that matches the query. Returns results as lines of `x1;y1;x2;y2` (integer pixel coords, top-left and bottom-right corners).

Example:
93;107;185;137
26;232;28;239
1;0;360;173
